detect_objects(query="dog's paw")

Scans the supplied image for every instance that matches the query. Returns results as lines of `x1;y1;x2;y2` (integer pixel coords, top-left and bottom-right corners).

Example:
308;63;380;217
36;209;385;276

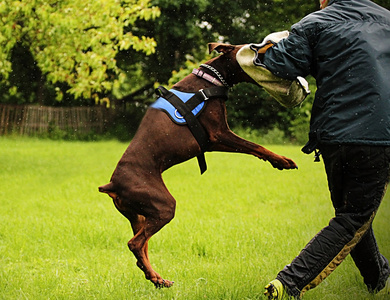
270;156;298;170
153;279;174;289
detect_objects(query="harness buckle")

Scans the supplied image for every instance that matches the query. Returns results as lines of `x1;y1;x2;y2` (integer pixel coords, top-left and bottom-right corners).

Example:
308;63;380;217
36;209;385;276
174;109;184;119
199;89;209;101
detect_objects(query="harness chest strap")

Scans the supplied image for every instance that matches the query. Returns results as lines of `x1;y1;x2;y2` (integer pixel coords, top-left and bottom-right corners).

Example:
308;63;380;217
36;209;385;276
183;86;228;111
155;86;228;174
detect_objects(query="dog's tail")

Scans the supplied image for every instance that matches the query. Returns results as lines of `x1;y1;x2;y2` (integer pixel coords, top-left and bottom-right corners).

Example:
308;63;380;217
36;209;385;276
98;182;118;200
98;182;115;193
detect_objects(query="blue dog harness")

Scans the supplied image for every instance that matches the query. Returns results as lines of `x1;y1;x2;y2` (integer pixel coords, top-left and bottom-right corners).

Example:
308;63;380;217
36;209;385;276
152;85;228;174
151;89;205;125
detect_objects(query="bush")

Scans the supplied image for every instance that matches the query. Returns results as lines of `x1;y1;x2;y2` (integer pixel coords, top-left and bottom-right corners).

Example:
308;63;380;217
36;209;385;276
232;126;287;145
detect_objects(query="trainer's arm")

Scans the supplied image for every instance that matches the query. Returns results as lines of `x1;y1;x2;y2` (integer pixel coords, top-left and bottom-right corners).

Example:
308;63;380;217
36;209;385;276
263;24;313;81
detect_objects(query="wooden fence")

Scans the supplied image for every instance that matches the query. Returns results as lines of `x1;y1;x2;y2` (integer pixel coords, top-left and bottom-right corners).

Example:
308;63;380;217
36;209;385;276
0;104;109;136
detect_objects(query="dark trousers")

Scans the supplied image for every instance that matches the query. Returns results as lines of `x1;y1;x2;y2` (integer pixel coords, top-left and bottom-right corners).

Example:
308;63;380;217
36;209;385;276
277;145;390;298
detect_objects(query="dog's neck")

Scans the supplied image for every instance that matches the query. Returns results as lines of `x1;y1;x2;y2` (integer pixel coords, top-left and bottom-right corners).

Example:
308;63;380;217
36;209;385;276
202;51;255;87
173;49;254;92
191;65;230;88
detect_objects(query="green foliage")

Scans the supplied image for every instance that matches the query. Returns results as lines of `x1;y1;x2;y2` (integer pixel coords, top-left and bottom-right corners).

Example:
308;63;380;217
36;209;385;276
44;122;103;141
233;126;287;145
0;0;160;102
135;0;320;144
1;0;388;140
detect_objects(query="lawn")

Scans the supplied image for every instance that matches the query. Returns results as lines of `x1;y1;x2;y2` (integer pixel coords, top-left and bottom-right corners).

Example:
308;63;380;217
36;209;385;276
0;137;389;299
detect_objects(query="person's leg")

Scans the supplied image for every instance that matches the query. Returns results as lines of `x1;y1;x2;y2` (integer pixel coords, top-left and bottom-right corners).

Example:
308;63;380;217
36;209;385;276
351;226;390;292
267;145;390;299
345;146;390;292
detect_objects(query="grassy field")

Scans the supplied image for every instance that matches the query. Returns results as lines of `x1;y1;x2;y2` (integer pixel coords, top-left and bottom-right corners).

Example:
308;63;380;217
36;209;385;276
0;137;389;300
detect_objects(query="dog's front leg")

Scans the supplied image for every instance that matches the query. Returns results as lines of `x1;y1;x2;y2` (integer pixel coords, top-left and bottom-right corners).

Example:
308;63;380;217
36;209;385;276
209;129;298;170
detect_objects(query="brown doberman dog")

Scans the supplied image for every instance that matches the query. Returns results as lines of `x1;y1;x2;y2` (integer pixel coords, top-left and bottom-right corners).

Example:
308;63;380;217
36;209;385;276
99;43;297;288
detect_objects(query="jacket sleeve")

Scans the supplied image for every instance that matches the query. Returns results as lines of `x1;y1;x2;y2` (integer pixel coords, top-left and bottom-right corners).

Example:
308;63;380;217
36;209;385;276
263;23;313;81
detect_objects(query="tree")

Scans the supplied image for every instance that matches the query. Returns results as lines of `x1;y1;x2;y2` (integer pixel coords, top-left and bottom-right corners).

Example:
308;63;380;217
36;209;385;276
0;0;160;104
1;0;388;140
130;0;319;141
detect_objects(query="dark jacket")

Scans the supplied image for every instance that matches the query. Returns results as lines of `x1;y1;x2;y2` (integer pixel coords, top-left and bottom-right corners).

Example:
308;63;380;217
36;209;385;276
263;0;390;154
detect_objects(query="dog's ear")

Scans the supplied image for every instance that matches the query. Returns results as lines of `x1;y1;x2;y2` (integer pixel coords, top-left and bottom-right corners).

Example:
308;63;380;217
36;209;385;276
208;43;235;54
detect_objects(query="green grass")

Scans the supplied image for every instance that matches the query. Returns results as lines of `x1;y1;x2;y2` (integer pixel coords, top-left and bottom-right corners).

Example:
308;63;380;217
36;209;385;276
0;137;389;299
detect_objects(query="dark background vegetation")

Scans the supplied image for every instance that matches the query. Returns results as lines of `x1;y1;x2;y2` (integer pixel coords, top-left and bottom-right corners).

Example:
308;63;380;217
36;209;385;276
1;0;388;143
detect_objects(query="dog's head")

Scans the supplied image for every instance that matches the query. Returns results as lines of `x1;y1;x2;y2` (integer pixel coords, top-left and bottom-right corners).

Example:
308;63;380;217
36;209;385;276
206;43;257;86
208;43;236;54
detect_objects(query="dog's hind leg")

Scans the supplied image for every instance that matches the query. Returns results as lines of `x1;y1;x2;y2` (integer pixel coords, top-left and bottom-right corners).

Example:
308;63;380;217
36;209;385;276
124;212;147;269
114;184;176;288
100;180;176;288
126;211;175;288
